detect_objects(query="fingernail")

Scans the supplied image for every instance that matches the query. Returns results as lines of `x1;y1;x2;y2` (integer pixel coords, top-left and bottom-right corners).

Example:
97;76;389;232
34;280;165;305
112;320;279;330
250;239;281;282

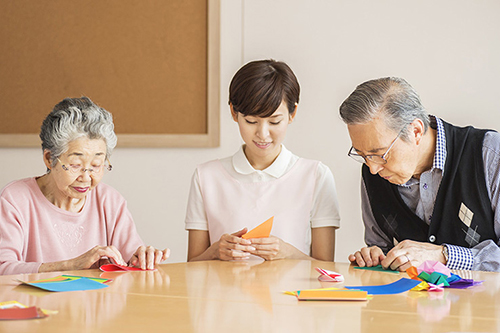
249;247;256;251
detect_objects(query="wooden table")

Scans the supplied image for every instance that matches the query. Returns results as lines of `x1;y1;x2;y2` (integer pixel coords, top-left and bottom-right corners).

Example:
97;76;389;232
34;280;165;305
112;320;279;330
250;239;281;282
1;259;499;332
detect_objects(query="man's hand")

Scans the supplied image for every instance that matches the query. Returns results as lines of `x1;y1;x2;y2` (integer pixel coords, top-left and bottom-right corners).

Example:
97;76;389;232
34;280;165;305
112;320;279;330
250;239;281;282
348;246;386;267
381;240;445;271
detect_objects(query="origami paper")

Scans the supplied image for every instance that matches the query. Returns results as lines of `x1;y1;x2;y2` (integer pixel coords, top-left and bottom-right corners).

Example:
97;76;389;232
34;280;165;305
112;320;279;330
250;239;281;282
406;266;421;280
284;287;343;296
315;267;344;282
0;306;46;320
19;276;109;292
0;301;57;316
427;283;444;292
448;279;483;289
428;272;449;286
345;278;421;295
242;216;274;239
353;264;399;274
407;262;482;291
417;260;451;277
99;264;156;272
296;289;368;301
411;281;430;291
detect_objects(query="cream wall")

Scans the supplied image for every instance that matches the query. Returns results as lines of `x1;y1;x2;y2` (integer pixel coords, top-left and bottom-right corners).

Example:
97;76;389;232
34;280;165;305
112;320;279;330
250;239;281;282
1;0;500;264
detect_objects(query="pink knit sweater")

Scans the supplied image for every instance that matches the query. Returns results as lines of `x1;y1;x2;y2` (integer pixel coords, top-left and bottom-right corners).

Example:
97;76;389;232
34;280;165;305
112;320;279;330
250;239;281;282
0;177;143;275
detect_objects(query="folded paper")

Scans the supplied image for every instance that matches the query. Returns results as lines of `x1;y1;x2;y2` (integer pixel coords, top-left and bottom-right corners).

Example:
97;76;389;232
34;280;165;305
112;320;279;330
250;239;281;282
242;216;274;239
315;267;344;282
417;260;451;277
0;306;46;320
407;261;483;291
100;264;155;272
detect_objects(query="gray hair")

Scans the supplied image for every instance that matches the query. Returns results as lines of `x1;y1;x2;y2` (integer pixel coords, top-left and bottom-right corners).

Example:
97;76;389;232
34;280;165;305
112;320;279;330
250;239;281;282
40;97;117;166
339;77;429;141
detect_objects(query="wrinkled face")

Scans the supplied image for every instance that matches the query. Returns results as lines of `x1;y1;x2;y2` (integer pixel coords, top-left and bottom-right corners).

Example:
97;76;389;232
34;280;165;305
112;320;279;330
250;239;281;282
47;137;108;201
232;100;295;168
348;116;420;185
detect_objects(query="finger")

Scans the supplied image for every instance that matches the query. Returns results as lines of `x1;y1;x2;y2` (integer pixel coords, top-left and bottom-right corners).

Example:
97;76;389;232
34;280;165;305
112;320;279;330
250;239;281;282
232;227;248;236
348;254;357;263
146;246;156;270
354;251;366;267
388;254;408;271
381;247;405;270
230;249;250;259
222;233;252;245
359;247;375;266
248;237;276;245
135;246;147;269
154;249;163;265
162;248;170;260
370;247;385;266
99;246;126;266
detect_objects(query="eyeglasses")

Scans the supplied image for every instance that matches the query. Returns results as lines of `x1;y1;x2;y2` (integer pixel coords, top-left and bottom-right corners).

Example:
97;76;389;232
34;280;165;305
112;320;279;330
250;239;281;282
348;128;405;165
56;157;113;175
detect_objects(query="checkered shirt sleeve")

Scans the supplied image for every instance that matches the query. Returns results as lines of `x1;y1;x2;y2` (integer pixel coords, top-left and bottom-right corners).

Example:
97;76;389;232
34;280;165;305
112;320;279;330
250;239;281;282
445;244;473;270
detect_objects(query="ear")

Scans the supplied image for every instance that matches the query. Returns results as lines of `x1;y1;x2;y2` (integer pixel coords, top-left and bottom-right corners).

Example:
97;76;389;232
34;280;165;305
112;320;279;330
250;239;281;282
230;104;239;122
42;150;53;171
411;118;425;145
288;103;298;124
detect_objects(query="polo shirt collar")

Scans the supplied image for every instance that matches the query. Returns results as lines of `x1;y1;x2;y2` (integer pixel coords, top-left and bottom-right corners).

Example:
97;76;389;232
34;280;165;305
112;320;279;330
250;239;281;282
232;144;292;178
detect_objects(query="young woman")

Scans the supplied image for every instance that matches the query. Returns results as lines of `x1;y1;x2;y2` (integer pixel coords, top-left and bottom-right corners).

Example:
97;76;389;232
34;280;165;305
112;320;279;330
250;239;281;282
185;59;340;262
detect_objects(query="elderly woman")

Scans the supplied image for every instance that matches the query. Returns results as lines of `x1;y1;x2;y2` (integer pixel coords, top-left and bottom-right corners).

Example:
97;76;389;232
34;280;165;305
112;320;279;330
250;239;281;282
0;97;169;275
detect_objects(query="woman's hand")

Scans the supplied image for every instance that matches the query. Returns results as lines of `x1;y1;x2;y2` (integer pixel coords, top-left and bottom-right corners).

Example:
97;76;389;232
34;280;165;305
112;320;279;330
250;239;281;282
129;246;170;270
216;228;256;261
348;246;386;267
248;236;309;261
39;245;127;272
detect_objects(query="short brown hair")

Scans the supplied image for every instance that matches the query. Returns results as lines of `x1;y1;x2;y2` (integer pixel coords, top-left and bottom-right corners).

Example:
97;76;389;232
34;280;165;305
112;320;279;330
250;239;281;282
229;59;300;117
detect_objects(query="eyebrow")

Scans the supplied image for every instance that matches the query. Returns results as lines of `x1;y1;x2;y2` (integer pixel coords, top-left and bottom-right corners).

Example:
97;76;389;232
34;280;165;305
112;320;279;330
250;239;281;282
67;152;105;157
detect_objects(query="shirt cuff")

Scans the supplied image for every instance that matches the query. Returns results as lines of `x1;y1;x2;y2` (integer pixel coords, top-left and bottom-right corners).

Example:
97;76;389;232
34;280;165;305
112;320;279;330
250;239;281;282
445;244;473;270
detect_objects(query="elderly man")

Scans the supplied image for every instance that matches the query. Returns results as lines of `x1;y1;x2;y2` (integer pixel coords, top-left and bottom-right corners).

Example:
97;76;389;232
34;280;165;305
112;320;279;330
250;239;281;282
340;77;500;272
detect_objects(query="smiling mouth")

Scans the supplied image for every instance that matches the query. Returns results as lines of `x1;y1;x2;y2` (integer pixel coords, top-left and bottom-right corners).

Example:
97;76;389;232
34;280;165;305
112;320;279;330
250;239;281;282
73;187;89;193
254;141;272;148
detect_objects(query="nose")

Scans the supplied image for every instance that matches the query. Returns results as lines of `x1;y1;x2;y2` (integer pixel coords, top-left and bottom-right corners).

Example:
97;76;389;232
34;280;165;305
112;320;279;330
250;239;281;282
77;169;93;182
366;160;384;175
256;123;269;139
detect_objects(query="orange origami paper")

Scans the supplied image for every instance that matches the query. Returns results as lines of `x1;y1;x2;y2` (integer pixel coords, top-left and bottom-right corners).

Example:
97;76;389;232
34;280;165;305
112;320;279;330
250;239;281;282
241;217;274;239
406;266;421;280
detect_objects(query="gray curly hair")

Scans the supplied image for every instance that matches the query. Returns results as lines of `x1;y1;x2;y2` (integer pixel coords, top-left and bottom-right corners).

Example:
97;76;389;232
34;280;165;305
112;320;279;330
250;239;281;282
40;97;117;166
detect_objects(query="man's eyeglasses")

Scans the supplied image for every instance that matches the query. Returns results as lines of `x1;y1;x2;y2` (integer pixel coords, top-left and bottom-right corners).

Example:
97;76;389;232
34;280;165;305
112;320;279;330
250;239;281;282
348;128;405;165
56;157;113;175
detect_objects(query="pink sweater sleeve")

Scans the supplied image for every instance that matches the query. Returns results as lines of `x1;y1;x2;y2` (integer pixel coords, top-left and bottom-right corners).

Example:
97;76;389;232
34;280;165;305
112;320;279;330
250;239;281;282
0;186;41;275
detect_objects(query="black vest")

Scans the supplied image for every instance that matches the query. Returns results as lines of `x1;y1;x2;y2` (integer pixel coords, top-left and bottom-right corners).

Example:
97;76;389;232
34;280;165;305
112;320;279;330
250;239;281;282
362;119;496;248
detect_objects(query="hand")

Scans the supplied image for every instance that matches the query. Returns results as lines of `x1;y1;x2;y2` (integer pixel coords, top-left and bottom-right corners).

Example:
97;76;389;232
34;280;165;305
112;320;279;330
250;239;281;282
73;245;127;269
348;246;386;267
129;246;170;270
248;236;286;261
216;228;256;261
381;240;445;271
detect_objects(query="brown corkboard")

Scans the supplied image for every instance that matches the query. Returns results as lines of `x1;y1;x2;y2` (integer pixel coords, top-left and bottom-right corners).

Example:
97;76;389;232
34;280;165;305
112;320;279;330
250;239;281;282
0;0;219;147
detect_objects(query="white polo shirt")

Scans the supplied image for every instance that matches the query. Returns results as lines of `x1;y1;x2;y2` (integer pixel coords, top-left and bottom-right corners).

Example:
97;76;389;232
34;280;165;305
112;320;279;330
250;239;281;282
185;145;340;254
